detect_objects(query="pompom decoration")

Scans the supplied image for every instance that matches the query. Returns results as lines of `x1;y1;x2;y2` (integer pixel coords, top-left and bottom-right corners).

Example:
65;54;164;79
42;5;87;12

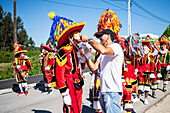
97;9;121;35
48;12;85;48
48;12;75;45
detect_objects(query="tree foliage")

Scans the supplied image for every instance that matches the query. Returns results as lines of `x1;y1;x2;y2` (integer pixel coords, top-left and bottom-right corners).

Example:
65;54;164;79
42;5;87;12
163;25;170;37
0;4;35;51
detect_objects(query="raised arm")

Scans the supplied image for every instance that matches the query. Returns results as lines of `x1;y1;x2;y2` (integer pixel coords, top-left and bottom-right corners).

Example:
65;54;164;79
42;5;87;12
80;35;114;55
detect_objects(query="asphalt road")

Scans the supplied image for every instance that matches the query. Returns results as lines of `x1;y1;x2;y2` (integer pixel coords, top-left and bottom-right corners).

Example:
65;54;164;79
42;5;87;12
0;67;90;90
0;72;94;113
1;67;170;113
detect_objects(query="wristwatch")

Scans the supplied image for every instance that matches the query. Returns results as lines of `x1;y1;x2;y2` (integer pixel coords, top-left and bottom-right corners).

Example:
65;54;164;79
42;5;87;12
88;38;92;44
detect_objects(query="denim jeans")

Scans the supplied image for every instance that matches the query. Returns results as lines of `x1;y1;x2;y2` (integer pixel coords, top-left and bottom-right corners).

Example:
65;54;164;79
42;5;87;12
100;92;122;113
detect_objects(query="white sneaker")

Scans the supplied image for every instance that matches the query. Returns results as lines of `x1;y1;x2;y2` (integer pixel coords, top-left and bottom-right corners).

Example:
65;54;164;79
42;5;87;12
144;98;148;105
133;97;140;102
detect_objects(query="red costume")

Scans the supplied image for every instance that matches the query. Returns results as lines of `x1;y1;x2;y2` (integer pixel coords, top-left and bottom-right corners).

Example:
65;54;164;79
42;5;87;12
12;41;31;96
41;45;55;93
48;12;86;113
118;34;142;113
136;39;155;105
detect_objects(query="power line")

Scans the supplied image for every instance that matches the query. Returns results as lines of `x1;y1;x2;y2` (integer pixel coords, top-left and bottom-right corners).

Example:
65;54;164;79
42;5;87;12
102;0;167;25
41;0;121;11
131;0;170;23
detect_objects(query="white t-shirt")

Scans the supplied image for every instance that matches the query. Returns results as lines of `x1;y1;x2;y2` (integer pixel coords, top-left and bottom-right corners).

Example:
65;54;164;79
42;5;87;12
97;43;123;93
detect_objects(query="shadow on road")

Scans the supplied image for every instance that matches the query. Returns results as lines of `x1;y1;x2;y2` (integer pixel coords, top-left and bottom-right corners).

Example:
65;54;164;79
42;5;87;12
32;109;52;113
82;105;95;113
33;81;45;93
12;83;20;93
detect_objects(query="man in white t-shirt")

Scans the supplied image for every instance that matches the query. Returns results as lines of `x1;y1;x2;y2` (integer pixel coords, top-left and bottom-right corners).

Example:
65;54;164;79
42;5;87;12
80;29;123;113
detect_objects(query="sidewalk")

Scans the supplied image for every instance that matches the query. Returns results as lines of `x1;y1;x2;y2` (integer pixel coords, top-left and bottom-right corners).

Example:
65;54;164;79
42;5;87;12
122;80;170;113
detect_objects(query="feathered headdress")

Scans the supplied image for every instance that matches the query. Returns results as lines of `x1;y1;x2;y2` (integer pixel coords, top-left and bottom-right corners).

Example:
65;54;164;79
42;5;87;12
96;9;122;36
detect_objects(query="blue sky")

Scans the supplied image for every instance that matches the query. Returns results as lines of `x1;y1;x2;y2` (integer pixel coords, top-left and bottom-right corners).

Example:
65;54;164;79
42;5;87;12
0;0;170;47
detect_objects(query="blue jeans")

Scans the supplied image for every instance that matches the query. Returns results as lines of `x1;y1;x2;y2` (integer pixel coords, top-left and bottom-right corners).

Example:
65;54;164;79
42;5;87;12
100;92;122;113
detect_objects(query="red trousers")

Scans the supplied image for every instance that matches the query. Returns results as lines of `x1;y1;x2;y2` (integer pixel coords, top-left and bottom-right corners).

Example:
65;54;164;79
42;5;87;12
64;74;82;113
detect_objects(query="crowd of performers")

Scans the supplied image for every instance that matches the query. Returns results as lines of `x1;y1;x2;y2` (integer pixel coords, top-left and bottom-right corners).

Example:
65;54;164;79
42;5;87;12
12;9;170;113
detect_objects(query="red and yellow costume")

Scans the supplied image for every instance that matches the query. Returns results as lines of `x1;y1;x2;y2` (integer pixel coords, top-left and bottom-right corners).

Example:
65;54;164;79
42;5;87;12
48;12;86;113
136;39;154;103
119;33;142;113
12;41;31;96
41;45;55;93
158;35;170;92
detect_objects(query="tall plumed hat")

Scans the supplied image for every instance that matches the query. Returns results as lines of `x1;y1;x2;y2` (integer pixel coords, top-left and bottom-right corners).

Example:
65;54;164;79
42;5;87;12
48;12;86;48
125;33;144;56
95;9;122;36
159;35;169;46
14;41;27;56
147;35;160;52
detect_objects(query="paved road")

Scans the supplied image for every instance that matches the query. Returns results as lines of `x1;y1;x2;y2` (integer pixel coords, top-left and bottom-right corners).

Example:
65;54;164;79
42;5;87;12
1;71;170;113
0;72;94;113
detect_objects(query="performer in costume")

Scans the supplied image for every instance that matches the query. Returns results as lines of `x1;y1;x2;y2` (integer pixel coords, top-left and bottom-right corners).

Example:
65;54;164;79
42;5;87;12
92;52;102;113
48;12;87;113
41;45;55;94
147;35;161;98
12;41;32;96
158;35;170;92
119;33;143;112
135;39;155;105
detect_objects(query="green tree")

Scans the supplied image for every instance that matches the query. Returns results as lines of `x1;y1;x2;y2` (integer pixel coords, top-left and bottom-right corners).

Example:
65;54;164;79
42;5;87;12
17;16;24;31
1;12;13;51
17;27;28;46
163;25;170;37
27;37;35;47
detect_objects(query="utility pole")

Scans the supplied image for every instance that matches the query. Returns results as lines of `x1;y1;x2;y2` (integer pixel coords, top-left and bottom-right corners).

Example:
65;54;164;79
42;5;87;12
13;0;16;74
128;0;131;35
14;0;17;43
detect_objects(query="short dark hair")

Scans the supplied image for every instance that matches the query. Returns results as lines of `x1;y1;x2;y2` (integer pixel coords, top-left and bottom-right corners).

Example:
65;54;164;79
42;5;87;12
94;29;115;41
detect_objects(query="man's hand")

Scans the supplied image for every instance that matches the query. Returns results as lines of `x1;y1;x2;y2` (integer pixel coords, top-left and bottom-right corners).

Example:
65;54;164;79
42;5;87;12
80;35;91;42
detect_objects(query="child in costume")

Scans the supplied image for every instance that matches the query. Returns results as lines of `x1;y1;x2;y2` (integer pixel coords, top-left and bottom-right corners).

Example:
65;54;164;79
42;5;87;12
48;12;88;113
158;35;170;92
135;39;155;105
41;45;55;94
12;41;32;96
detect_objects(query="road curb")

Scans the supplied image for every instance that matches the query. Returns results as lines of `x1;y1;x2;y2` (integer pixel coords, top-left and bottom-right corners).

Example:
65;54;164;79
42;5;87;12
0;72;90;95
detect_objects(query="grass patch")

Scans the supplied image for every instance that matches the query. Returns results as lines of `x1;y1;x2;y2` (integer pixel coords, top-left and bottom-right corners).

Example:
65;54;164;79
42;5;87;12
0;51;42;80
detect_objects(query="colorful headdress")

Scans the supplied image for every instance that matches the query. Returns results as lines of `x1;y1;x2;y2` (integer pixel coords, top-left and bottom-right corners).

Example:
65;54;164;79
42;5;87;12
95;9;122;36
49;12;86;48
147;35;160;52
159;35;169;47
125;33;144;57
14;41;27;56
41;45;53;52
